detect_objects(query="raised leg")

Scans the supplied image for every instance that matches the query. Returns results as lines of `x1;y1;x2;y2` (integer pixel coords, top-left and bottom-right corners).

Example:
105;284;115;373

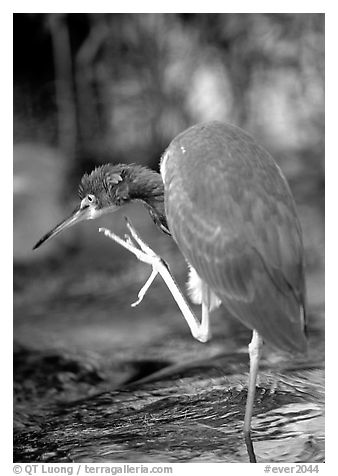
131;268;158;307
99;219;211;343
244;329;263;463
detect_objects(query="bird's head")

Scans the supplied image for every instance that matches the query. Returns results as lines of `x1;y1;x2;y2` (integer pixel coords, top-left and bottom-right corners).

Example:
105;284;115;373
77;163;131;215
33;163;166;250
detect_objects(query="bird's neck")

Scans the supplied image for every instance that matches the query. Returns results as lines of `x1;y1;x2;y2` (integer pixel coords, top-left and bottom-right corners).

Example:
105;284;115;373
128;166;170;235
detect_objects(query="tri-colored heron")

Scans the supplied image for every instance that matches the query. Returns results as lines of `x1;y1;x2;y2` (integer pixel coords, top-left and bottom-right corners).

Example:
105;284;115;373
34;121;307;462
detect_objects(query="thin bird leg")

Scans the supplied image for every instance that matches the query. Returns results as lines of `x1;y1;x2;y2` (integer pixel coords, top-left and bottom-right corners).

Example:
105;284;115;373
131;268;158;307
123;233;159;307
201;282;211;340
244;330;263;463
125;218;210;343
99;227;160;269
99;220;210;343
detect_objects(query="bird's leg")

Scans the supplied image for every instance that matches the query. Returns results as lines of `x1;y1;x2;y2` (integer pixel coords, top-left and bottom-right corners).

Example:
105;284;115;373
99;219;210;343
201;282;211;341
99;225;163;307
244;329;263;463
125;219;211;343
131;267;158;308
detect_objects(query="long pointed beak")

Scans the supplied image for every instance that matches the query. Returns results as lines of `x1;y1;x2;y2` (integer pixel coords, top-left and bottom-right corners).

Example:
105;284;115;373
33;206;91;250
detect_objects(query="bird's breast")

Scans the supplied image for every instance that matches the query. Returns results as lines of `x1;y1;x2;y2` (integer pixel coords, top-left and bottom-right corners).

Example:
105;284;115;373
160;150;170;186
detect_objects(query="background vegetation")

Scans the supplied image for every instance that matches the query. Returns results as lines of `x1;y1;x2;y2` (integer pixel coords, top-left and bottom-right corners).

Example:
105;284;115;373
14;13;324;264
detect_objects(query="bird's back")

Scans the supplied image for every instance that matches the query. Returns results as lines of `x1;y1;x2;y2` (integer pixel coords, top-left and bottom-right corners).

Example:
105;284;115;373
162;121;307;353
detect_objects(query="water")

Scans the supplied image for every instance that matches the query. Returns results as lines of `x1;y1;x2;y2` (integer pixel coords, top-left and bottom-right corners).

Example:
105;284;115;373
14;348;324;463
14;255;324;463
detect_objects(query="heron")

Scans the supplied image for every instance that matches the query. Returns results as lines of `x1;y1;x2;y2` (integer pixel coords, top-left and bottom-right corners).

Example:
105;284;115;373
33;121;308;462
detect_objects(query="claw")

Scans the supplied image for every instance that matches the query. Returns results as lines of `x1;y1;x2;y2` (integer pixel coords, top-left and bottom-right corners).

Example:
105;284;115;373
124;234;134;248
125;217;155;256
131;268;158;307
99;224;161;306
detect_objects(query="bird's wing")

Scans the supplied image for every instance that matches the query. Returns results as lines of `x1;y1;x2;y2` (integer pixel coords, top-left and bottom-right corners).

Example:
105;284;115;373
164;155;307;353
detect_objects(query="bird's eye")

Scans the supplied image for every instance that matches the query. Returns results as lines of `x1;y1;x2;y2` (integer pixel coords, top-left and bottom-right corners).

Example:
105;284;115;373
87;195;94;203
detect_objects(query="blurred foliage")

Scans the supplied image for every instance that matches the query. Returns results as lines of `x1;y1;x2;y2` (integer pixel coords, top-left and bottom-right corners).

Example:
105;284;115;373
14;13;324;171
13;13;324;266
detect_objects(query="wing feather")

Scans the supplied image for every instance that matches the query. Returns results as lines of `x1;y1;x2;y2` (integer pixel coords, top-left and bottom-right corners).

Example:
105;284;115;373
163;122;307;353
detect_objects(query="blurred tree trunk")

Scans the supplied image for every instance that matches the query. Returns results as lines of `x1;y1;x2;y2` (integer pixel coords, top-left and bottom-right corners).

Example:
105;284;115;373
75;14;110;148
48;14;77;160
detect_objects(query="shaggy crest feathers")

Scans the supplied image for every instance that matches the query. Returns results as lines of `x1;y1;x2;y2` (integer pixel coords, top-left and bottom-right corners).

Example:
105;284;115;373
79;163;166;198
78;164;125;201
78;163;164;200
77;163;169;234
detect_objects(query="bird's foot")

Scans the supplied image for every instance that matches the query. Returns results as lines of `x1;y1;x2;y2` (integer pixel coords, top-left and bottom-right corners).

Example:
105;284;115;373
130;268;158;307
99;218;166;307
99;217;212;344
